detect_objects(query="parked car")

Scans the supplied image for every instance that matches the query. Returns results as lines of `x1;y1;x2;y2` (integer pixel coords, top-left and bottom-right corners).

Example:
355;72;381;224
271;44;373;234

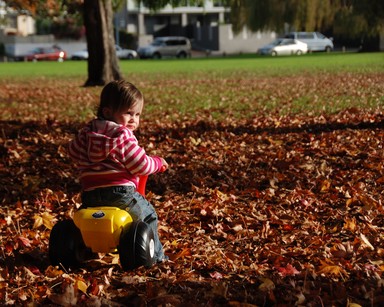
71;49;88;60
258;38;308;56
71;45;137;60
22;46;67;62
115;45;138;59
284;32;333;52
137;36;191;59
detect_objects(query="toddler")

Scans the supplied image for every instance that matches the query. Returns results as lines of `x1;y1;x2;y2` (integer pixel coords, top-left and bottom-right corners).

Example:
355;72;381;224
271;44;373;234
69;80;168;262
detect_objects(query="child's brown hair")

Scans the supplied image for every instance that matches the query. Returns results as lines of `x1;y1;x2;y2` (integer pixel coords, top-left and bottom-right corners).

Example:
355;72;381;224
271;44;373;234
97;80;143;119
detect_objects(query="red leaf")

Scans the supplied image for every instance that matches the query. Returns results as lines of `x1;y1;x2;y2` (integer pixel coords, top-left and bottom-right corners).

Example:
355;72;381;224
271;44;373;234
210;271;223;280
17;236;31;248
276;264;300;277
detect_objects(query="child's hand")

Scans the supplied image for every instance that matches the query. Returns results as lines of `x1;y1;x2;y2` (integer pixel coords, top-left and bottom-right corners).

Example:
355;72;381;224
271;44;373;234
160;158;168;172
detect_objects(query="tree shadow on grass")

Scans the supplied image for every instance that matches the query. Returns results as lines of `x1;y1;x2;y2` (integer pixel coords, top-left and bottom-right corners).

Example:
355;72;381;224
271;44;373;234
143;113;383;195
153;116;384;140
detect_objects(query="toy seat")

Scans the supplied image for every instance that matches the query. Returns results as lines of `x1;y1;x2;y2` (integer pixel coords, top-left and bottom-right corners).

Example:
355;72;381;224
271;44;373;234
72;176;149;253
73;207;133;253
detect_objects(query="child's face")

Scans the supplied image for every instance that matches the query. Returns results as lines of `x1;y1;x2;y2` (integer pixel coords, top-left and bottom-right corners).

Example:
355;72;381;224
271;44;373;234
107;101;143;131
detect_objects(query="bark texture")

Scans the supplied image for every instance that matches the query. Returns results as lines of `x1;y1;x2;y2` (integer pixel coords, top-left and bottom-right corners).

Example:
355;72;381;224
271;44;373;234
83;0;122;86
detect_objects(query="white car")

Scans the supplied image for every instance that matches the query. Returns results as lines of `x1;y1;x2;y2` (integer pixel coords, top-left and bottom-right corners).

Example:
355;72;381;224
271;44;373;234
71;45;137;60
71;49;88;60
258;39;308;56
115;45;138;59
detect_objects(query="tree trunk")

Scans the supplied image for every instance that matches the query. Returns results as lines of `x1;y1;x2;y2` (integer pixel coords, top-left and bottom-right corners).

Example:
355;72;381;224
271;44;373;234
83;0;122;86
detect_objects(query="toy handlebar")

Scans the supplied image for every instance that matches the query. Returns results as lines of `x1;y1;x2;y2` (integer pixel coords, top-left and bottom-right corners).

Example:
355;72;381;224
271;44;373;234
137;165;167;196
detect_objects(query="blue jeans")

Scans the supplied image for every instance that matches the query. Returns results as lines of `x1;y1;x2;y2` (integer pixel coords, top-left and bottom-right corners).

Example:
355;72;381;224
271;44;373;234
81;186;165;262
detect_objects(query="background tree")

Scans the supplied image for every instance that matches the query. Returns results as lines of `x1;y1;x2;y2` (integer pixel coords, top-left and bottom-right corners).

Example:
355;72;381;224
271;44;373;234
4;0;122;86
229;0;336;33
4;0;59;15
228;0;383;40
334;0;384;40
82;0;122;86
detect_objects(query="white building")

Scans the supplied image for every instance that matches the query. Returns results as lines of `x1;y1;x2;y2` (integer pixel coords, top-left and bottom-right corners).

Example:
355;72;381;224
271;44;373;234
0;1;34;36
115;0;276;54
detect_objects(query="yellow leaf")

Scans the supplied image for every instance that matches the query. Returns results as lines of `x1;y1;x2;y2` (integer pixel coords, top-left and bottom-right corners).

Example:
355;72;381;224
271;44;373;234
45;266;64;278
111;253;120;264
33;212;56;229
232;224;243;232
258;277;275;292
378;248;384;257
189;136;201;146
214;189;229;202
33;215;43;229
76;279;88;294
42;212;56;230
171;240;180;247
360;233;374;250
317;260;348;278
344;217;356;232
320;179;331;192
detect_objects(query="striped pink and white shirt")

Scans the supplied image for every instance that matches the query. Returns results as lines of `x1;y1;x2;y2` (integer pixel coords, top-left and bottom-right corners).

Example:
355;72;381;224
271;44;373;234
68;119;163;191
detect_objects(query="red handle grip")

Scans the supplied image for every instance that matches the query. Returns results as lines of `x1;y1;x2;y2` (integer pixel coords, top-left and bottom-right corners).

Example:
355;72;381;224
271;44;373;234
137;165;167;196
137;176;148;196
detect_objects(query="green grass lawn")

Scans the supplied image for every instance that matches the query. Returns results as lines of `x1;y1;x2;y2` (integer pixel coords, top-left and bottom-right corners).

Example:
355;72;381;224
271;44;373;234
1;52;383;79
0;52;383;122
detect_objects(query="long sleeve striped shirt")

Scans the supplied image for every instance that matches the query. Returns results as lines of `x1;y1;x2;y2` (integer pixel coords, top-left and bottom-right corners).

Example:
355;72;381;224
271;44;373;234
68;119;163;191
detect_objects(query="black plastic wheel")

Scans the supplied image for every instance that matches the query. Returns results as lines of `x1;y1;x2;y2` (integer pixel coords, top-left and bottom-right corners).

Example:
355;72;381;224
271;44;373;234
118;221;155;271
49;219;91;268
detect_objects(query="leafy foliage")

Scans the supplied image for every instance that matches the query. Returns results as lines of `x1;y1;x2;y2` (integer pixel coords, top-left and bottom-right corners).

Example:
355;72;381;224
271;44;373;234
3;0;61;16
0;72;383;305
229;0;384;37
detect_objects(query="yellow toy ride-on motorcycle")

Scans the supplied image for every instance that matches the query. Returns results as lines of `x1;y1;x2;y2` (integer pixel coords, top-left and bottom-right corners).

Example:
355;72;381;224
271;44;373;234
48;172;161;271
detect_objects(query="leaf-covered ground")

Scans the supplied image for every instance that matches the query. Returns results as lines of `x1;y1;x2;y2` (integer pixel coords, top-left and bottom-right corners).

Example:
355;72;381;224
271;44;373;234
0;73;384;306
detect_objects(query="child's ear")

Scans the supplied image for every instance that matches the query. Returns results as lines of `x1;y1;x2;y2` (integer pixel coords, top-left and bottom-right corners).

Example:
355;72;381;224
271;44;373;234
102;107;112;119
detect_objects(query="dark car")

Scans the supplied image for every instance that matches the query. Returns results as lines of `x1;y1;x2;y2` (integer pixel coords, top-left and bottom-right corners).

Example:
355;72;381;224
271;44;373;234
23;46;67;62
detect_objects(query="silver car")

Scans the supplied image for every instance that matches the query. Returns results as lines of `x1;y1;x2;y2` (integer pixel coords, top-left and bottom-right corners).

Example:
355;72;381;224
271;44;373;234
284;32;333;52
138;37;191;59
258;38;308;56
